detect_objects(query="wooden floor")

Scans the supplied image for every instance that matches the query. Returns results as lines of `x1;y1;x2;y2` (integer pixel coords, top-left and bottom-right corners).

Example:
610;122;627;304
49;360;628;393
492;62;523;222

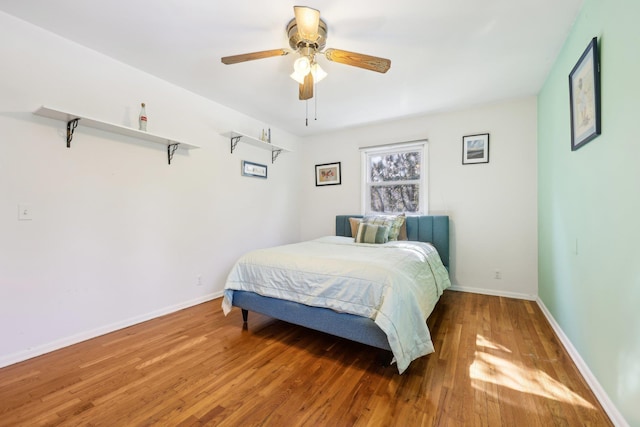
0;291;612;426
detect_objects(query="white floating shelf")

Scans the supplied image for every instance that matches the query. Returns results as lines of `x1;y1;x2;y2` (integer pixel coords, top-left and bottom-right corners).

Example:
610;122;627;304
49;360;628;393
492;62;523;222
221;131;291;163
34;106;200;164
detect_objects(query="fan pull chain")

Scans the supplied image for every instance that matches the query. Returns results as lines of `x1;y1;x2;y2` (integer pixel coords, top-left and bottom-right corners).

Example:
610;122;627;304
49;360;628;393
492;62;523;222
314;84;318;121
305;100;308;126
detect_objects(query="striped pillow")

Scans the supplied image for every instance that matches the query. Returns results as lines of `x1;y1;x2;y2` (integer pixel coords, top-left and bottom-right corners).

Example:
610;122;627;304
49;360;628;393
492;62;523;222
355;223;390;244
363;214;405;241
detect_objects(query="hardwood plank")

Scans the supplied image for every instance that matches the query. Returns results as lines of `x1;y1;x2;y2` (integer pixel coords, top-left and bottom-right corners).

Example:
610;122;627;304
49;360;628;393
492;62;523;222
0;291;613;426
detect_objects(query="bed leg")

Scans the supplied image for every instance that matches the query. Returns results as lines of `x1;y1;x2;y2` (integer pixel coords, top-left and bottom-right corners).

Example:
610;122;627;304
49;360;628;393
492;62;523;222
241;309;248;323
376;350;394;367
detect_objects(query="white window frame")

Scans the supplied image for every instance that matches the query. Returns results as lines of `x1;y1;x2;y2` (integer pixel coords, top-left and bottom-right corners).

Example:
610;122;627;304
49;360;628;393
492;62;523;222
360;140;428;215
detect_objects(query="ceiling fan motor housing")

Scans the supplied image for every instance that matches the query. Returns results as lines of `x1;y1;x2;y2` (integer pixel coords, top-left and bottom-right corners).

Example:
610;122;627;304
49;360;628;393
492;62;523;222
287;18;327;53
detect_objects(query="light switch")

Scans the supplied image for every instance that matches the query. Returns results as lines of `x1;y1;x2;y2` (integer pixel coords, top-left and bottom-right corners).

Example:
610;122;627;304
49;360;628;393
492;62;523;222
18;204;32;221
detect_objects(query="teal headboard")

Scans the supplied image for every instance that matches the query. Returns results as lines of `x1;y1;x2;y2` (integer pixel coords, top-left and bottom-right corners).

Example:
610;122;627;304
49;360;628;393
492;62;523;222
335;215;450;269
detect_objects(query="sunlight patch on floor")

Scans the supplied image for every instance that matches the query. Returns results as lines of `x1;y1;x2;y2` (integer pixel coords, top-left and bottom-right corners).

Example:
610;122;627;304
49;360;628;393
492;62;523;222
475;334;512;353
470;334;595;409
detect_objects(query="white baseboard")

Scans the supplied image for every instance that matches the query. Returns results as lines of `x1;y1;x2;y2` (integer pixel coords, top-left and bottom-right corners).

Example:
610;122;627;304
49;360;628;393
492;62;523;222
448;284;537;301
536;297;629;427
0;291;224;369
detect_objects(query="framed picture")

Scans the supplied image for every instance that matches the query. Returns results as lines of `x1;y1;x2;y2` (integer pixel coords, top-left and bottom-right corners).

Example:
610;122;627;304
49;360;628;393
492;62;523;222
315;162;341;186
462;134;490;164
241;160;267;179
569;37;601;151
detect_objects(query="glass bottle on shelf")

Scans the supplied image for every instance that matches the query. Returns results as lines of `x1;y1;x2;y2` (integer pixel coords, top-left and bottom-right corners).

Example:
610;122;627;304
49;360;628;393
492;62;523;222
139;103;147;131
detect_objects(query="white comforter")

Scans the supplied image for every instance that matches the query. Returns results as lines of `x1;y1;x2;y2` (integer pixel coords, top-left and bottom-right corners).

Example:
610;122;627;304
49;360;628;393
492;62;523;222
222;236;451;373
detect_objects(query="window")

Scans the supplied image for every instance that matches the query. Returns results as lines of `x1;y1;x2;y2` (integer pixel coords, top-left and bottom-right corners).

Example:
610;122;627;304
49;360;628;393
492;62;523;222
361;141;427;214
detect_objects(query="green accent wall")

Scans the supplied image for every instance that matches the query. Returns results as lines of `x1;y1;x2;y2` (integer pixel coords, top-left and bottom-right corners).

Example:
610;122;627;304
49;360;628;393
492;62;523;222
538;0;640;424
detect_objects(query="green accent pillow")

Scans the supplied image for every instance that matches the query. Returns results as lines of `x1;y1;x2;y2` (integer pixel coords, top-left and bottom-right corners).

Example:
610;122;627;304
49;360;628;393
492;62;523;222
355;223;390;244
363;214;405;241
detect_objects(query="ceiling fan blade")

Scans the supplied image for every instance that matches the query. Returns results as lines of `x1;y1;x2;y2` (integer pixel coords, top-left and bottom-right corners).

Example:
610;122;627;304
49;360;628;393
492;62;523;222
299;72;314;100
294;6;320;41
221;49;289;65
324;48;391;73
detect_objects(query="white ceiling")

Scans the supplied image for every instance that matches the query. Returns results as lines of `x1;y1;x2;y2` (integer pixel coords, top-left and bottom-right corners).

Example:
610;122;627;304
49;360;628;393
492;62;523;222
0;0;582;136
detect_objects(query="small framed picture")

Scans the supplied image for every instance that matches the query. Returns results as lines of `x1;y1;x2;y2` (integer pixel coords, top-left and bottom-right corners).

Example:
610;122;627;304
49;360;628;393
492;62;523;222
242;160;267;178
569;37;601;151
462;134;490;164
315;162;341;186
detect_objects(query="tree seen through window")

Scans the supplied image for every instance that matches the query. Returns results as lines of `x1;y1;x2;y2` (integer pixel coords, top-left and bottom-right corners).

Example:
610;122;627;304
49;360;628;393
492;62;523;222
366;149;422;213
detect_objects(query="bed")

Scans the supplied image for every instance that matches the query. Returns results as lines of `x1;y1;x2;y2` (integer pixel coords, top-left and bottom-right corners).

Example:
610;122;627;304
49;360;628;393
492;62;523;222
222;215;451;373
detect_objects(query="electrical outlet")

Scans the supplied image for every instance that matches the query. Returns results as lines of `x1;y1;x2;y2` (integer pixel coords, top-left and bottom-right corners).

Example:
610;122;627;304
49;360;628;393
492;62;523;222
494;270;502;280
18;204;32;221
196;275;203;286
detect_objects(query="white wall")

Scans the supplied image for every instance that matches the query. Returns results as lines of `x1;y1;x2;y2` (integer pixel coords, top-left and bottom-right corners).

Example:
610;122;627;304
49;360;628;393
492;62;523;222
0;12;301;367
299;97;538;299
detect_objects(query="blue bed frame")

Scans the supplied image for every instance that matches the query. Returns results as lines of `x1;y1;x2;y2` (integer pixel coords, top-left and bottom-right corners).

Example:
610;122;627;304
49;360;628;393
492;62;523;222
231;215;450;352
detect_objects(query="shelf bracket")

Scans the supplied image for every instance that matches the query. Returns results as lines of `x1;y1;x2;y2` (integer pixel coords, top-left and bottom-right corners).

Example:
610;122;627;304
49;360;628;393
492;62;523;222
272;149;283;164
230;135;242;154
66;118;80;148
167;143;179;165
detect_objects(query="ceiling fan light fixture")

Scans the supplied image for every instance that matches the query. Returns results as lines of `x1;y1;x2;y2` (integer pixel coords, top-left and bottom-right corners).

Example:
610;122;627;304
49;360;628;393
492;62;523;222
293;56;311;75
290;57;311;84
311;63;327;83
291;61;326;85
293;6;320;41
290;71;306;85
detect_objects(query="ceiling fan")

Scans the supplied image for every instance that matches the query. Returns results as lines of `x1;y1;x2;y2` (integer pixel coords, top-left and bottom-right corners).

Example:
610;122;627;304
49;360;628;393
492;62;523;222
221;6;391;101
